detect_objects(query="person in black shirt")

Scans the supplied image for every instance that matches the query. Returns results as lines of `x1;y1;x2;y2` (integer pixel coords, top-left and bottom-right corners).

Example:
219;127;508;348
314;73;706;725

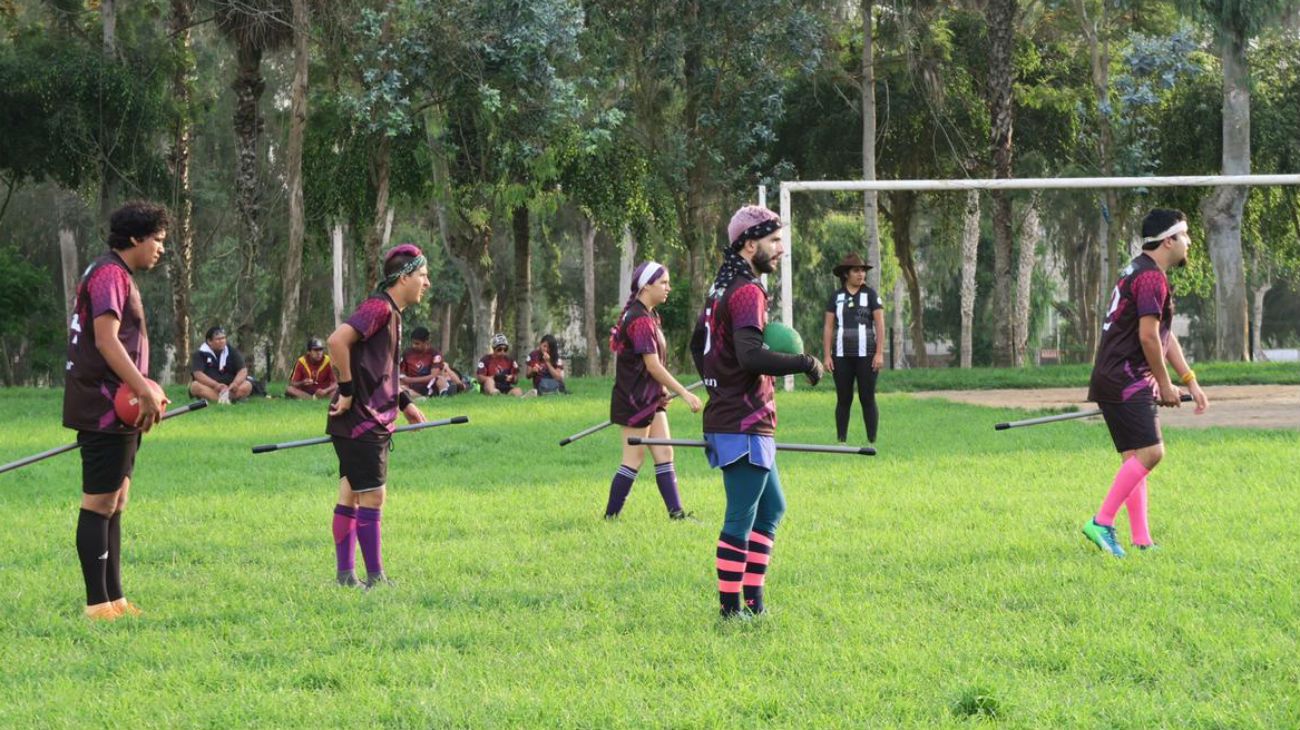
188;326;253;404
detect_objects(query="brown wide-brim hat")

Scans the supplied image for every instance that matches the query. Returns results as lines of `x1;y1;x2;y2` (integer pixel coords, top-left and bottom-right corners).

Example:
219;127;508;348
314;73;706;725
833;252;873;277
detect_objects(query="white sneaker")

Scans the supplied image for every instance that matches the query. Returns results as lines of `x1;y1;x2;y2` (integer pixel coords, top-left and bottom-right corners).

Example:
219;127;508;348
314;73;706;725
218;389;231;405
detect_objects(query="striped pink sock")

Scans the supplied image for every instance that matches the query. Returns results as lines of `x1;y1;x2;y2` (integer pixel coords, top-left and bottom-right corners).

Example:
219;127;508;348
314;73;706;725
716;532;748;615
1097;458;1149;526
743;529;774;613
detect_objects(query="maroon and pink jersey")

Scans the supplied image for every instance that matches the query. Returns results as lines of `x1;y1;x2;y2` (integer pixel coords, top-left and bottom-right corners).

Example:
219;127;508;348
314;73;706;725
327;294;401;440
400;348;434;378
1089;254;1173;403
697;280;776;435
476;354;517;380
610;302;668;426
63;252;149;434
526;349;563;389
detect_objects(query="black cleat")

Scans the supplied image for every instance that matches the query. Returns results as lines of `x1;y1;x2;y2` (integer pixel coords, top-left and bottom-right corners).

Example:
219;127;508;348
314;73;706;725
337;571;361;587
363;572;394;590
668;510;700;523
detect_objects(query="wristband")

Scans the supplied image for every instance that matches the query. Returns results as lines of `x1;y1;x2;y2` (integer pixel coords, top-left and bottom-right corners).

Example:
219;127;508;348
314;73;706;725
338;381;355;397
1181;370;1197;384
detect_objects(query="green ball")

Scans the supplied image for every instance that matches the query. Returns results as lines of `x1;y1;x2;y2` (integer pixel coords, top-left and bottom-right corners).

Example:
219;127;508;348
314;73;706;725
763;321;804;355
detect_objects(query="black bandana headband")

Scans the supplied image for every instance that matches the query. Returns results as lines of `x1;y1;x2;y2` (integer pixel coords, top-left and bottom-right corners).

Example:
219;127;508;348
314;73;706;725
731;219;781;251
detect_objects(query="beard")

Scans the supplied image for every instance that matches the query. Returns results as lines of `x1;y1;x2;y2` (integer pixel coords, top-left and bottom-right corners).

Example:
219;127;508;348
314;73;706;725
752;248;778;274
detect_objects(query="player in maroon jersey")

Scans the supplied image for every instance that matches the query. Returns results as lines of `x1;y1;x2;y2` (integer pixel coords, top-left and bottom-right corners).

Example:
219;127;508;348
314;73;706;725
604;261;703;520
1081;208;1209;558
690;205;824;617
326;244;430;588
64;201;170;621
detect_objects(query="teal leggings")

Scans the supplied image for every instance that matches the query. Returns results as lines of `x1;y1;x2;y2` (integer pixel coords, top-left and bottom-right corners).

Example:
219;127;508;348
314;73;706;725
721;460;786;541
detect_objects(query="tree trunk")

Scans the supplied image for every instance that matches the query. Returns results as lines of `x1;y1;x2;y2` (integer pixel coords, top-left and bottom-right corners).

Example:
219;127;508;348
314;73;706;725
232;43;266;352
861;0;882;291
440;301;453;355
887;191;927;367
985;0;1017;367
274;0;310;380
1200;28;1251;361
581;214;599;377
167;0;196;383
959;190;979;368
366;135;392;289
513;205;532;353
618;225;637;300
1013;195;1041;365
98;0;121;232
891;278;907;368
332;223;345;326
59;228;79;324
1251;281;1271;361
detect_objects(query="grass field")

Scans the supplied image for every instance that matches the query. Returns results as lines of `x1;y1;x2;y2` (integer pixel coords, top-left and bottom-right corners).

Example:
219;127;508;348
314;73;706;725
1;380;1297;727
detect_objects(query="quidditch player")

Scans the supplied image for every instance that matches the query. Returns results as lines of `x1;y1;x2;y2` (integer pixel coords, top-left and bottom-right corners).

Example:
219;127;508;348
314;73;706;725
64;201;170;621
690;205;824;617
326;244;430;588
1082;208;1209;558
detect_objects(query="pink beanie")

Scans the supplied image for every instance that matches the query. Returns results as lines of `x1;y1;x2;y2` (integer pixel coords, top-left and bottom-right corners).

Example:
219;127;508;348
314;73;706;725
727;205;781;247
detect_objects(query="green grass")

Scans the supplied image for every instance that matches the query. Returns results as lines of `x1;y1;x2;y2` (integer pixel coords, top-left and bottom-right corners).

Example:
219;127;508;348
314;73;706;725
1;381;1297;727
874;360;1300;392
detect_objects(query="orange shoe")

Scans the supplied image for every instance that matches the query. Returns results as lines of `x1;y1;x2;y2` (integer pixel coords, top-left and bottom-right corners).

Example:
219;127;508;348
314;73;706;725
84;602;122;621
112;598;143;618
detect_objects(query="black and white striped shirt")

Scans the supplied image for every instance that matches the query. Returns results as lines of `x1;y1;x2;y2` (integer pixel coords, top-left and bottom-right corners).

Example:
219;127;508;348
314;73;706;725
825;286;882;357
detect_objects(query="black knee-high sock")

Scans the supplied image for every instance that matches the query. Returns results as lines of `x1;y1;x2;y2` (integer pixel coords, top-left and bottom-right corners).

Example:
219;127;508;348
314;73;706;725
76;509;111;606
106;511;123;602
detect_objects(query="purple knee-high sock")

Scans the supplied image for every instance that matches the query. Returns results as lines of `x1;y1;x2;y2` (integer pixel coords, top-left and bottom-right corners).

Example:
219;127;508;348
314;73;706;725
654;462;683;513
332;505;357;573
604;465;638;516
355;507;383;576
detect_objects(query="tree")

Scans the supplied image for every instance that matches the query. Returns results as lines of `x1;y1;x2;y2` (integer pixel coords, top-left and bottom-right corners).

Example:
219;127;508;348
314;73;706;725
213;0;294;354
1176;0;1296;360
985;0;1018;366
272;0;311;379
167;0;197;382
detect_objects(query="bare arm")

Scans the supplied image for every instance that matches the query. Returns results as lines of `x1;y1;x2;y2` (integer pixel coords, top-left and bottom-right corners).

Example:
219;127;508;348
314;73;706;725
230;367;249;390
873;308;886;370
1138;315;1179;407
642;353;702;412
327;324;360;416
1164;331;1209;413
192;370;224;390
94;314;165;430
822;312;836;370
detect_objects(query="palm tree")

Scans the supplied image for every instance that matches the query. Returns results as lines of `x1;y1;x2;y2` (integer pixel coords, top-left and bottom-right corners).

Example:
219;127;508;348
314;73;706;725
213;0;293;356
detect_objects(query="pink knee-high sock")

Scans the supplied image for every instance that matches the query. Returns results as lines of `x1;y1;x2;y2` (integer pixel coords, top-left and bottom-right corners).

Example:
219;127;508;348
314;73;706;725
332;504;357;573
1126;478;1151;546
1097;458;1150;526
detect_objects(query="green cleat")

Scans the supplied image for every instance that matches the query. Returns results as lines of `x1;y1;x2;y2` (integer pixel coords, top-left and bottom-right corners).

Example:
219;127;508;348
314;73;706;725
1082;519;1126;558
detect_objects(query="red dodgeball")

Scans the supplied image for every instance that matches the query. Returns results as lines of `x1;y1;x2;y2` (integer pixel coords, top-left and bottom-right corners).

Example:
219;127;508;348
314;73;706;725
114;379;164;426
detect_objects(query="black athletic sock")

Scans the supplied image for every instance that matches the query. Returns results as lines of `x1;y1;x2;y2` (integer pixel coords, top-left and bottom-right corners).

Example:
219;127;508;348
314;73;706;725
106;511;123;601
76;509;111;606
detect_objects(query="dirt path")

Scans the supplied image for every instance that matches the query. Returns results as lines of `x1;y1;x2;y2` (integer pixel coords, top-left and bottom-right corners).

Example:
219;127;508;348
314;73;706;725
909;384;1300;430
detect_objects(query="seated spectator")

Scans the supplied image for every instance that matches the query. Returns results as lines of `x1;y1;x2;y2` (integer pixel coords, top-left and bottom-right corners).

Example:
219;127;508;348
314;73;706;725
286;337;337;400
525;334;567;396
399;327;437;398
189;326;254;404
476;333;522;396
429;351;467;396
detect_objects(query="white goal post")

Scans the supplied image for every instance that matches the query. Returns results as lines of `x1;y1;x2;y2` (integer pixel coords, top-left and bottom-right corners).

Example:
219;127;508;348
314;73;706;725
772;174;1300;390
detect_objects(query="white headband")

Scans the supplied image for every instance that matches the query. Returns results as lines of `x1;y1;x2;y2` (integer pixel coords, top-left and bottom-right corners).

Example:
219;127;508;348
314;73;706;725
1142;220;1187;243
637;262;665;290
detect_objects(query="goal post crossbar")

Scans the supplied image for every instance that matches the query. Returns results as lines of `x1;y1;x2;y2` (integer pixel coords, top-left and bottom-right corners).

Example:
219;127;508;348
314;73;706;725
774;173;1300;390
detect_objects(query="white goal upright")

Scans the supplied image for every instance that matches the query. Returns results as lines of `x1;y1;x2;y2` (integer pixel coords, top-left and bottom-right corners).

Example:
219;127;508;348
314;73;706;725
773;174;1300;390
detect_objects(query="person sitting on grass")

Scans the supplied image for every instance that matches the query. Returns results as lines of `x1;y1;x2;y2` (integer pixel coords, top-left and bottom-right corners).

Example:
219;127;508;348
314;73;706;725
428;351;467;396
524;334;567;396
188;326;253;404
286;337;337;400
476;334;522;396
399;327;437;398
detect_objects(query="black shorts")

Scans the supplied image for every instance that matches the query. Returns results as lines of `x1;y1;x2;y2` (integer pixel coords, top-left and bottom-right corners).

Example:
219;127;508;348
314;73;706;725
614;403;668;430
331;434;391;492
77;431;142;494
1098;401;1162;452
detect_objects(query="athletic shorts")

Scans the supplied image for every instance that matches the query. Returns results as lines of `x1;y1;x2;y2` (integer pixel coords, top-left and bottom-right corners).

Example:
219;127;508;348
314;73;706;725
77;431;141;494
614;401;668;430
1098;401;1162;452
331;434;391;492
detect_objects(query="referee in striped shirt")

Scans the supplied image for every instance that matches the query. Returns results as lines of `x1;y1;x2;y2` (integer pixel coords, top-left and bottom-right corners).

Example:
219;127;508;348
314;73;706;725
822;252;884;444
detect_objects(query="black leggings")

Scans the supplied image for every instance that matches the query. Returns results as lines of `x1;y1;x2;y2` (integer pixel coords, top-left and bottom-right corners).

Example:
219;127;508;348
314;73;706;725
833;356;879;443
